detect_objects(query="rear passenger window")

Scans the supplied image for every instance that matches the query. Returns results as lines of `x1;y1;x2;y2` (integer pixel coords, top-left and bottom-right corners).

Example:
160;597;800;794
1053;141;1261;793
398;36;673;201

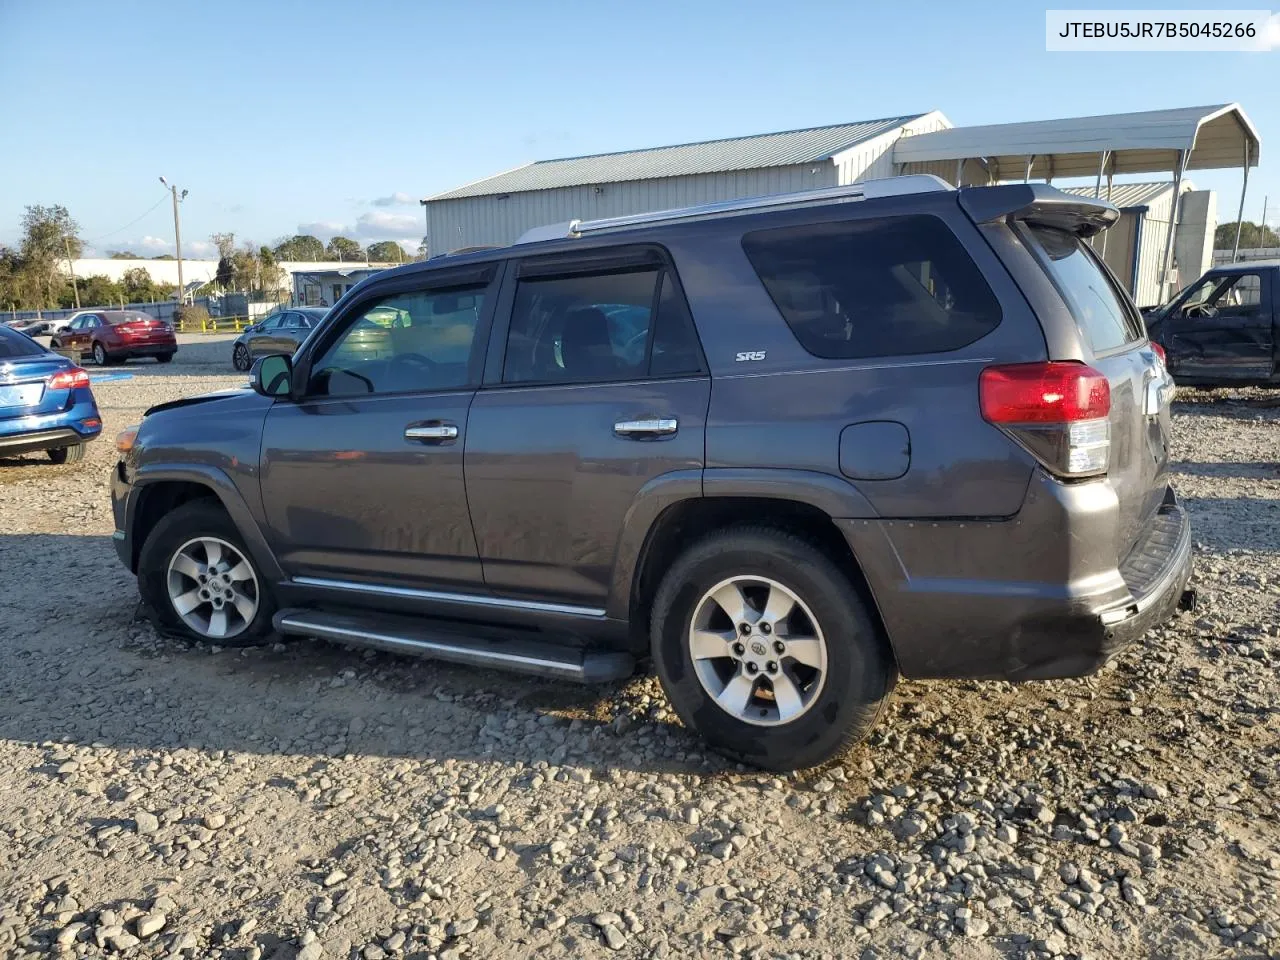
742;215;1002;359
503;265;703;384
1029;225;1144;353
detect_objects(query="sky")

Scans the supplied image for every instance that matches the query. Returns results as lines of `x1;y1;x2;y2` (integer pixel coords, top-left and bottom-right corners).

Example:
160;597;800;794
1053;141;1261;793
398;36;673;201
1;0;1277;259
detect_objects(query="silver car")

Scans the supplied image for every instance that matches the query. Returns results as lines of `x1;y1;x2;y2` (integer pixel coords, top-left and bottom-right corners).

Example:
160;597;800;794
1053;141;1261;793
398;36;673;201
231;307;328;371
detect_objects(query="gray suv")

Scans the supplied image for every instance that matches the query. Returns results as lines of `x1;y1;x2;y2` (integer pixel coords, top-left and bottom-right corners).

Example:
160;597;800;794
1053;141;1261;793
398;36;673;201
110;176;1191;770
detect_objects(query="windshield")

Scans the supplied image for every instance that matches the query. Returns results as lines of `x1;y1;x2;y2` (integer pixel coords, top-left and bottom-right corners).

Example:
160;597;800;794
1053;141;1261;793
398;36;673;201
0;327;45;359
1030;225;1144;353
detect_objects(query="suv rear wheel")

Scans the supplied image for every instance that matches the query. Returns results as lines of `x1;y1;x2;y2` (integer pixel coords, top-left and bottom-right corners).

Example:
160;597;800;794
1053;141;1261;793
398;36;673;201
137;500;275;646
650;527;893;770
46;444;85;464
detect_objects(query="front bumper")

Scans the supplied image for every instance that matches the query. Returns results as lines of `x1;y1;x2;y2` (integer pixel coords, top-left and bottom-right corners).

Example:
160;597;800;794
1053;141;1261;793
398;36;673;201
110;460;132;567
839;476;1192;681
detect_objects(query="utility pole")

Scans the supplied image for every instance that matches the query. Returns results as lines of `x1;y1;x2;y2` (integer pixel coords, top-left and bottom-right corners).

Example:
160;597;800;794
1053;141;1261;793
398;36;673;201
159;177;187;304
64;237;80;309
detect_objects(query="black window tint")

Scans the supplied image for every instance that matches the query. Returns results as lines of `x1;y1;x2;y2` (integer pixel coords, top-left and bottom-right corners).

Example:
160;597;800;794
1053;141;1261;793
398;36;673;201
1030;225;1143;353
0;327;44;358
504;268;659;384
742;215;1002;359
308;287;484;397
649;273;704;376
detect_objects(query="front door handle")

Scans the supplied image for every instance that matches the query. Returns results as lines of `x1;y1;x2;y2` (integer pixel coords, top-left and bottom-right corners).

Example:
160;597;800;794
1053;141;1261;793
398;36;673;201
614;418;678;438
405;422;459;443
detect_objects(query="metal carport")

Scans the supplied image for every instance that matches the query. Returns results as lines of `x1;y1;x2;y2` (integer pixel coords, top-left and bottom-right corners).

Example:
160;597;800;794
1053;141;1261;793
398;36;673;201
893;104;1260;300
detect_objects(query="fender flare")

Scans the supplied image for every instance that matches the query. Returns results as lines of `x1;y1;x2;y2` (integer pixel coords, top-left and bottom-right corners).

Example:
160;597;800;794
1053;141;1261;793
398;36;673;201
127;462;283;582
604;467;880;619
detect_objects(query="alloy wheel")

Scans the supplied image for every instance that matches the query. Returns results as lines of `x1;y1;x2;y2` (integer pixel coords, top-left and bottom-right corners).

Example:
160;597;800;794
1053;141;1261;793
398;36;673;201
166;536;260;640
688;575;828;727
233;344;250;371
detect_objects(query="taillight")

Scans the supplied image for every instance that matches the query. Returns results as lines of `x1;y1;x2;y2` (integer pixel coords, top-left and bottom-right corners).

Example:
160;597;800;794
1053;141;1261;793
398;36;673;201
1149;342;1166;365
48;367;91;390
980;361;1111;478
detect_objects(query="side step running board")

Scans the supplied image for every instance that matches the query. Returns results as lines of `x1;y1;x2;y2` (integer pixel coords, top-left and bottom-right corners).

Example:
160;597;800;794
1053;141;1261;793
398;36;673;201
273;609;635;684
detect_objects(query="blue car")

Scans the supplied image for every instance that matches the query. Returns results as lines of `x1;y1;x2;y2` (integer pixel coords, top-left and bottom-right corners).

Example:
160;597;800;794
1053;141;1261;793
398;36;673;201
0;326;103;463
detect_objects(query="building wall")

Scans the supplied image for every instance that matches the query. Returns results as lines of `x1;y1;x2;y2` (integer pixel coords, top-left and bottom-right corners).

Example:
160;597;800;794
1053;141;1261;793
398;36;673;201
66;259;399;288
1174;190;1216;289
1213;246;1280;266
424;165;837;253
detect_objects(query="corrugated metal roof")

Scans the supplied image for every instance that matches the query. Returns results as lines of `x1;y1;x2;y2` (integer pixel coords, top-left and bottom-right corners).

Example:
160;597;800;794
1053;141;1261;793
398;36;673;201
1060;181;1180;209
894;104;1259;177
426;115;928;201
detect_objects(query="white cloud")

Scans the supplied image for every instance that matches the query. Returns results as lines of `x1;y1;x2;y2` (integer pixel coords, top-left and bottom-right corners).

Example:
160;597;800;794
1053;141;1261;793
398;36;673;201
297;220;349;241
185;239;216;257
138;235;171;252
372;191;416;207
356;210;421;239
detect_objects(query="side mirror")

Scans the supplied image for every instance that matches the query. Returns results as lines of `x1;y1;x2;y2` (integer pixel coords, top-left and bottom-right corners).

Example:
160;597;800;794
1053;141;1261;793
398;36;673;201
252;354;294;398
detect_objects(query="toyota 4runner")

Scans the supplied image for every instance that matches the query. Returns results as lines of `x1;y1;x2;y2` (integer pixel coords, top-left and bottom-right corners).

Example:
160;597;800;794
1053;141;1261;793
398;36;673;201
110;176;1191;770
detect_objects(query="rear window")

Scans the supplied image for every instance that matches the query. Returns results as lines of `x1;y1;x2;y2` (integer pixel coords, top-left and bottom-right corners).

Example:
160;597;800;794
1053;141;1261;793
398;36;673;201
1029;226;1144;353
741;214;1002;359
0;327;45;359
107;312;154;325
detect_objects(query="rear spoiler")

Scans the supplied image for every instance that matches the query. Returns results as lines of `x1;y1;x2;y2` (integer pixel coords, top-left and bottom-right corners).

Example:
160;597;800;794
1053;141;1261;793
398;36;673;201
958;184;1120;238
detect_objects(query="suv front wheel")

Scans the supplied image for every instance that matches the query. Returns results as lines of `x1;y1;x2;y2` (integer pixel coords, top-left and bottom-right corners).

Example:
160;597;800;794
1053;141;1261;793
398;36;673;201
650;527;894;770
137;500;275;646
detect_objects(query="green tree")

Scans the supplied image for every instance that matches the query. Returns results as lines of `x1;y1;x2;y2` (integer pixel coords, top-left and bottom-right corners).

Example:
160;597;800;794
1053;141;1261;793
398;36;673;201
108;250;142;259
1215;221;1280;249
77;274;124;307
415;236;429;260
273;235;325;261
366;240;405;263
259;246;285;299
325;235;363;261
20;205;81;308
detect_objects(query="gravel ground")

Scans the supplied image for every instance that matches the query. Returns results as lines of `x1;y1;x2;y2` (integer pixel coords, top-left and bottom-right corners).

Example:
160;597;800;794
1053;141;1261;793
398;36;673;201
1;338;1277;960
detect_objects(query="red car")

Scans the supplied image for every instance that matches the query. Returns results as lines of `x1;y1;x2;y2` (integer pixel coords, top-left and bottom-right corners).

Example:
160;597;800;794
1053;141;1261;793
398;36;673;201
51;310;177;365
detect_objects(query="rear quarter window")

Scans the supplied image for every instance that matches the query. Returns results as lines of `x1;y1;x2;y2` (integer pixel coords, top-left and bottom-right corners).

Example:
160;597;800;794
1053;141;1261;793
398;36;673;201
741;214;1002;360
1028;225;1144;354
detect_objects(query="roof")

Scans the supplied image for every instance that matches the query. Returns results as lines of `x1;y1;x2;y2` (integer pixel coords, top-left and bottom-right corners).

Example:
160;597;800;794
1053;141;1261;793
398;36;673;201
1059;180;1187;209
893;104;1259;179
426;115;930;201
1209;258;1280;271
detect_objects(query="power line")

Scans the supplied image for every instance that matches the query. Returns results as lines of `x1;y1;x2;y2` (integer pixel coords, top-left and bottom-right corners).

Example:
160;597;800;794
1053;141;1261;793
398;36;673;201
84;196;169;245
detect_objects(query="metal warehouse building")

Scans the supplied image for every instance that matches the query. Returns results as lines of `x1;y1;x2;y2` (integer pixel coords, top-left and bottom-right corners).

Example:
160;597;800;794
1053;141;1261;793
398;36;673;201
1060;181;1216;309
420;112;950;252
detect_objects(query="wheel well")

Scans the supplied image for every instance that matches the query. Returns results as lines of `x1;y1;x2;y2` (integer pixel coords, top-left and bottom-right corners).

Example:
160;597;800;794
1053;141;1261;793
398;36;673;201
630;497;882;644
130;481;222;570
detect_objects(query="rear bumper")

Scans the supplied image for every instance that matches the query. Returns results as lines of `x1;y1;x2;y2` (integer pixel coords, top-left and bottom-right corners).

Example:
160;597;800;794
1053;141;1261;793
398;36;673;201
839;475;1192;681
0;403;102;456
117;341;176;356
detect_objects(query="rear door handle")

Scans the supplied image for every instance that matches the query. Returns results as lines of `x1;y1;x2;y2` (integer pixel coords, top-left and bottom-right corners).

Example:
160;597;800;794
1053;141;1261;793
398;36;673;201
405;422;459;443
614;418;678;438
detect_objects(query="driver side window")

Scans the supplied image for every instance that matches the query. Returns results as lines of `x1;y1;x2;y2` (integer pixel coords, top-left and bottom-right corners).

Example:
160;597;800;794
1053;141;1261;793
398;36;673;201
307;287;485;397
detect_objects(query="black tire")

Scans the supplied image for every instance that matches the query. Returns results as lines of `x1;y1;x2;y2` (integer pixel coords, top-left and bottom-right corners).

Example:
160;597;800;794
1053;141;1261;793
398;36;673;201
137;500;275;647
156;352;175;364
232;344;251;371
46;444;85;464
50;338;62;350
92;342;112;366
650;527;894;771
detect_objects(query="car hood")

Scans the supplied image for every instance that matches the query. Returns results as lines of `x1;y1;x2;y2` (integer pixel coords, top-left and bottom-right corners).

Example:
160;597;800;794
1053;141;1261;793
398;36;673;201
145;386;260;417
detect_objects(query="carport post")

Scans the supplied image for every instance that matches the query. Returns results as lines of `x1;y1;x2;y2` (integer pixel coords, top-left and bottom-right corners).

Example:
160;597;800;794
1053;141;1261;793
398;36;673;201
1232;140;1251;261
1160;150;1186;300
1023;156;1035;182
954;158;964;187
1093;151;1110;198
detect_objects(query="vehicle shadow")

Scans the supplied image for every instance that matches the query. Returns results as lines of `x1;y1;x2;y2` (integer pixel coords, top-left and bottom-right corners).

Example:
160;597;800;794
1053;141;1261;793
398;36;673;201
0;533;721;777
1171;461;1280;480
1181;495;1280;554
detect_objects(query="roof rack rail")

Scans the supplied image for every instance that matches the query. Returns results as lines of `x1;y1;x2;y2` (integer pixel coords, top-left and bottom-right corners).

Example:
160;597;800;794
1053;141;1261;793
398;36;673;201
511;175;953;244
